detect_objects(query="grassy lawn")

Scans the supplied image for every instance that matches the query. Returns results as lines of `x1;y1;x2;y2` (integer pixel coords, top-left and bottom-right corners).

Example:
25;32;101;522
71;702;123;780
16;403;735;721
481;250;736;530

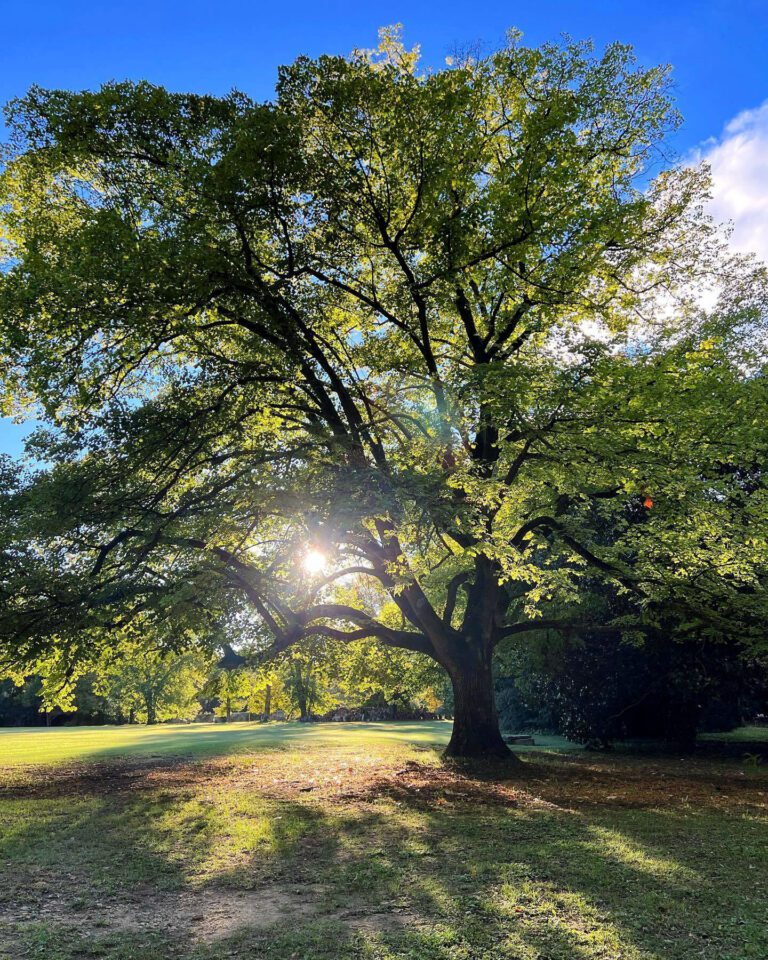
0;724;766;959
700;725;768;744
0;721;574;768
0;721;573;768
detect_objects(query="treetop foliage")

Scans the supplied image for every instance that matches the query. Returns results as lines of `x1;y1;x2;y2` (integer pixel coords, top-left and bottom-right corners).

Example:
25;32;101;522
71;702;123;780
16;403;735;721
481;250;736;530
0;27;766;699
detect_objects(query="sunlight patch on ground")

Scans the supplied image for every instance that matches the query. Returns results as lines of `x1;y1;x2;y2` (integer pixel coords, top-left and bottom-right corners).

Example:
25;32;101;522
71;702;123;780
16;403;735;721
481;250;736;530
583;823;699;883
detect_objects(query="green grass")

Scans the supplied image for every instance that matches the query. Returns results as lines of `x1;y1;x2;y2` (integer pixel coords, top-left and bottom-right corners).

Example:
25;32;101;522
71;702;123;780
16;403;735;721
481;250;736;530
1;724;766;960
0;720;573;767
700;724;768;743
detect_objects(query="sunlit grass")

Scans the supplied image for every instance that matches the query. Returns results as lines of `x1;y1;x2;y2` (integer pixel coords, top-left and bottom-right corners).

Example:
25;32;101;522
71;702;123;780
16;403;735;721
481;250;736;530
0;721;575;768
582;824;700;882
0;720;448;767
700;724;768;743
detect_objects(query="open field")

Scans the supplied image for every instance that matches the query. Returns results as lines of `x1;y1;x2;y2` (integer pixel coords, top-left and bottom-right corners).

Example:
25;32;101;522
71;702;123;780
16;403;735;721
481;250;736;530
1;724;767;960
0;721;573;769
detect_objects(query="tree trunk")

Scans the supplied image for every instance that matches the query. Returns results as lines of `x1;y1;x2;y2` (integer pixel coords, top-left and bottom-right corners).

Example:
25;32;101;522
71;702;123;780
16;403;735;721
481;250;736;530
291;663;311;721
264;684;271;719
145;692;157;725
296;682;309;722
444;653;511;759
225;696;231;722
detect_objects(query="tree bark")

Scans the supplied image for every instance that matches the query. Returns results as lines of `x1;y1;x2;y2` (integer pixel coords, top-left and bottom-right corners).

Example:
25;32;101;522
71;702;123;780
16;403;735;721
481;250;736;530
297;693;309;722
444;652;512;759
294;665;310;721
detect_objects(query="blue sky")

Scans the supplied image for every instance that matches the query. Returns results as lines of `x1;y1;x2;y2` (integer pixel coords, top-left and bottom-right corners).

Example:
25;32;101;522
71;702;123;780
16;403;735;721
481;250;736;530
2;0;767;456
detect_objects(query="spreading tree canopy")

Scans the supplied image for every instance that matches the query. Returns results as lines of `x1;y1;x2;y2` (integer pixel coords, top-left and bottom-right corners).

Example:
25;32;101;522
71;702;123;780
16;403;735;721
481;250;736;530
1;29;766;756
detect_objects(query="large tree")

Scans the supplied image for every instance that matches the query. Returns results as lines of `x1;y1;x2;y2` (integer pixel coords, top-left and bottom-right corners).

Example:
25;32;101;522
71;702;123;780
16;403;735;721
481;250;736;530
1;30;766;756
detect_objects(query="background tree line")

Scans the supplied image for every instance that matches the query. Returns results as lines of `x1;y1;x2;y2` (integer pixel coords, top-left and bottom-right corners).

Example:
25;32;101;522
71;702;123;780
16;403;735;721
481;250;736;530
0;635;445;727
3;611;764;748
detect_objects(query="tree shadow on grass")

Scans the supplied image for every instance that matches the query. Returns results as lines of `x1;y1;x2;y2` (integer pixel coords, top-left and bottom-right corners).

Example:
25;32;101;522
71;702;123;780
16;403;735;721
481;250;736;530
1;749;767;959
337;753;767;959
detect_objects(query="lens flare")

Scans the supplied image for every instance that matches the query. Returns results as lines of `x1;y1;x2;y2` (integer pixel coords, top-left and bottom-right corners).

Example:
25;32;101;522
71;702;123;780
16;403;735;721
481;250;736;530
302;548;326;574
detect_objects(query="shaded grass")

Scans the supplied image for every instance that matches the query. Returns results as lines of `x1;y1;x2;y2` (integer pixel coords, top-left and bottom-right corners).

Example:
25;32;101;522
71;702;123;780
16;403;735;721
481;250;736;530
0;728;766;959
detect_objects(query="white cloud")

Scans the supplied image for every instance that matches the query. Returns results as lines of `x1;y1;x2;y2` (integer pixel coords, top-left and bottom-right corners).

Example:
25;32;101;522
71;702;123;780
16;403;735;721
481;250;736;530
691;101;768;265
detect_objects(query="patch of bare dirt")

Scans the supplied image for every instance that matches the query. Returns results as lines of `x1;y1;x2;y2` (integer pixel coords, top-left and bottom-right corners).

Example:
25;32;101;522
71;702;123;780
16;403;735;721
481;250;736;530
1;884;422;943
